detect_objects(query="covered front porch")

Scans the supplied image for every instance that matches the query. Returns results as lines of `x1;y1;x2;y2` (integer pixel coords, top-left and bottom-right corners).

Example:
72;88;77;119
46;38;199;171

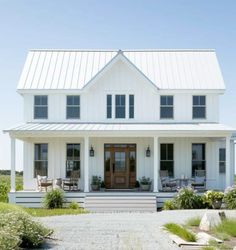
5;123;235;197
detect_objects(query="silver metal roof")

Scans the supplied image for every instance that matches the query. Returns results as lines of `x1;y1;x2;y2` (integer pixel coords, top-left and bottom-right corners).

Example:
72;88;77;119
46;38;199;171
17;49;225;91
4;123;234;133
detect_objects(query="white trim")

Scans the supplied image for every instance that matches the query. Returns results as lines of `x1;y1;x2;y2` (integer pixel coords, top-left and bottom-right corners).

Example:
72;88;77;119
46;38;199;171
10;137;16;192
84;136;89;192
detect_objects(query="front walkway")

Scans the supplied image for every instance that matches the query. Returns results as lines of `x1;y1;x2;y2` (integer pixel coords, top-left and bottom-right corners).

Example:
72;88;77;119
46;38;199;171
39;210;219;250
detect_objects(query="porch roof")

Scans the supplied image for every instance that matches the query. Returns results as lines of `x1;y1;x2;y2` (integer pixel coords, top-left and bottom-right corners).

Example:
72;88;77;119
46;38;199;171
4;122;235;138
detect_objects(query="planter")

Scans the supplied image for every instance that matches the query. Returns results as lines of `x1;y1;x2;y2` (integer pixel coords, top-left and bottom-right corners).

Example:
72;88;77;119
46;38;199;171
140;184;151;191
212;199;222;209
91;184;100;191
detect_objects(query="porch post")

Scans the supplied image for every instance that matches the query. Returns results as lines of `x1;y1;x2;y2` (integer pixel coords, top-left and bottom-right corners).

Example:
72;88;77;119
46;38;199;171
84;136;89;192
10;136;16;192
225;136;231;188
153;136;159;192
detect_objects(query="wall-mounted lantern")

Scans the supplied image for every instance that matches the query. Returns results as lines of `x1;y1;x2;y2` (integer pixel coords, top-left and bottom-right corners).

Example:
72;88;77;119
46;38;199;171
90;146;94;157
146;146;151;157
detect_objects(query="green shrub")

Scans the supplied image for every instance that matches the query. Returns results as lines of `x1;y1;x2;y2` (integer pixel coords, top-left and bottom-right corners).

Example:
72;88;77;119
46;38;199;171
223;185;236;209
164;223;197;242
0;210;52;248
174;187;204;209
44;189;65;209
163;200;177;210
0;183;8;202
68;201;79;209
202;190;224;208
213;219;236;238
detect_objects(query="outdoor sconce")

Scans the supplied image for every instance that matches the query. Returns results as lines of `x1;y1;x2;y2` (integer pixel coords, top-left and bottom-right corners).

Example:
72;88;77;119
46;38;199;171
146;146;151;157
90;146;94;157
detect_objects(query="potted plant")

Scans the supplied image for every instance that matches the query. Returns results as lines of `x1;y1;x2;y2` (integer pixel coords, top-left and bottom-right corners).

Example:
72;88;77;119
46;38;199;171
204;190;224;209
91;176;101;191
100;181;106;191
139;176;152;191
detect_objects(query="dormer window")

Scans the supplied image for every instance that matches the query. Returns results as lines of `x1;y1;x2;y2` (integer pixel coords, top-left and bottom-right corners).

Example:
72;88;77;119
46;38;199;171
129;95;134;119
34;95;48;119
66;96;80;119
193;96;206;119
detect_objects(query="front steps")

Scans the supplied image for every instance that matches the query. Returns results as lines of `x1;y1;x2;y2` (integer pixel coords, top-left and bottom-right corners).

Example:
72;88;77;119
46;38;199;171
84;193;157;212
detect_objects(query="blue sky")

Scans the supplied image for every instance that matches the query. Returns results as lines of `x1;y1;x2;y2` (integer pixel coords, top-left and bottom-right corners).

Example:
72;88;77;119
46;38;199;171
0;0;235;170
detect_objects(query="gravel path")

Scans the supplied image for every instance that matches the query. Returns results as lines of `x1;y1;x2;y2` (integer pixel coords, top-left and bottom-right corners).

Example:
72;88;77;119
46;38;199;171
39;210;236;250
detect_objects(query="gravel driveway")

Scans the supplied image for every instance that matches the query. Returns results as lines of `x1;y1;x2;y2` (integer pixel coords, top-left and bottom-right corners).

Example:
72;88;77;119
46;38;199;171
39;210;236;250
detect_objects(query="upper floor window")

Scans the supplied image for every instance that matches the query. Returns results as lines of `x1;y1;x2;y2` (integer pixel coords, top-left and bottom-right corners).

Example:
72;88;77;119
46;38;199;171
34;95;48;119
34;143;48;177
115;95;125;118
66;96;80;119
107;95;112;119
160;96;173;119
129;95;134;119
193;96;206;119
219;148;226;174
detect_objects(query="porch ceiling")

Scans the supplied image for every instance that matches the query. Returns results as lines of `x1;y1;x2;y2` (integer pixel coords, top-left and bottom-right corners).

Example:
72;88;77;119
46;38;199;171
3;122;235;139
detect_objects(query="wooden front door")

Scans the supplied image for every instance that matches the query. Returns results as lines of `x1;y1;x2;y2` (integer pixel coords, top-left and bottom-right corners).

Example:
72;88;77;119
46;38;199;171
104;144;136;189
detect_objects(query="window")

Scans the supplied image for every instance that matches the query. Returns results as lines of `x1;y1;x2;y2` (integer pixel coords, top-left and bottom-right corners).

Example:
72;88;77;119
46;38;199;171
160;144;174;177
34;95;48;119
219;148;226;173
192;143;205;176
129;95;134;119
66;96;80;119
66;144;80;178
193;96;206;119
34;144;48;177
107;95;112;118
115;95;125;118
160;96;173;119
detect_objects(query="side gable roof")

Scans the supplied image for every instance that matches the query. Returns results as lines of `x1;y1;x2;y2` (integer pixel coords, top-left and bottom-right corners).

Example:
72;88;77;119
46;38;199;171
17;49;225;91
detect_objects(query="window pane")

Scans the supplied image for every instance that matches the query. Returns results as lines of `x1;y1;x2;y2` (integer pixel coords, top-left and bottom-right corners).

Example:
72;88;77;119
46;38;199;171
114;152;126;172
160;161;174;177
120;95;125;105
116;107;125;118
160;96;166;105
192;144;205;160
105;151;111;172
34;144;48;161
66;144;80;178
199;96;205;105
219;148;226;161
167;144;174;160
129;151;136;172
160;107;173;118
129;95;134;105
107;95;112;105
67;96;73;105
160;144;167;160
41;96;48;105
219;162;226;174
167;96;173;105
193;96;199;105
73;96;80;105
107;107;112;118
115;95;120;105
67;107;80;119
67;144;74;159
193;107;205;119
192;161;205;176
34;106;48;119
34;161;48;177
129;107;134;118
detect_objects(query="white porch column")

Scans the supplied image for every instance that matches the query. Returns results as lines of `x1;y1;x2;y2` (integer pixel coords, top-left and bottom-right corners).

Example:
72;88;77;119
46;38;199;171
10;136;16;192
153;136;159;192
225;136;231;188
84;136;89;192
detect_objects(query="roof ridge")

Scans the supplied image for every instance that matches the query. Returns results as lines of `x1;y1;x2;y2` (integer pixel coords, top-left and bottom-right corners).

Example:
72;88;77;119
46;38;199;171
29;49;216;52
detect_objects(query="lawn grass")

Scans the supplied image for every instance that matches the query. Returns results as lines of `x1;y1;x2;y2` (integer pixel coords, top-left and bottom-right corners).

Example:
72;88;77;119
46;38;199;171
24;208;87;217
164;223;197;242
185;216;201;227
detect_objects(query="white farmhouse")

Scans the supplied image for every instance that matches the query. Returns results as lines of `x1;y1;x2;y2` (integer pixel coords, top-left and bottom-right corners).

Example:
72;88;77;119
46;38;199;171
4;49;236;210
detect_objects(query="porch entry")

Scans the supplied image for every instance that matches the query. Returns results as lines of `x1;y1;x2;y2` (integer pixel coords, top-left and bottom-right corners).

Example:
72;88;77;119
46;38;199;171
104;144;136;189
